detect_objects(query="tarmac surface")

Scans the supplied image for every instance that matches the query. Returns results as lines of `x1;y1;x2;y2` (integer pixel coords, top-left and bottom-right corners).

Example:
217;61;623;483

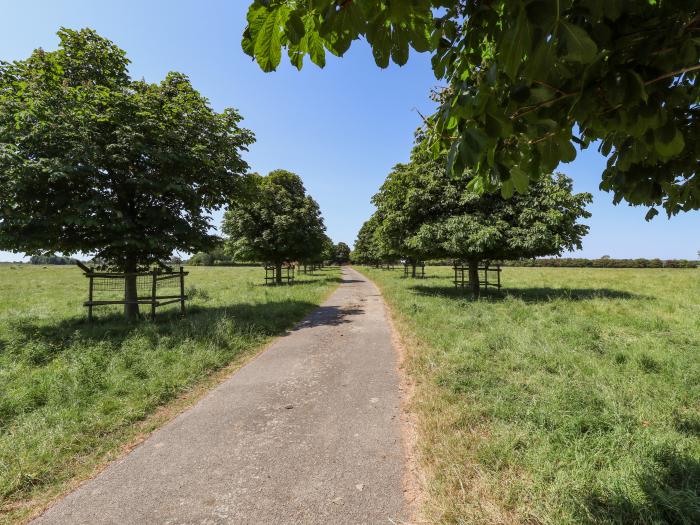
34;266;410;524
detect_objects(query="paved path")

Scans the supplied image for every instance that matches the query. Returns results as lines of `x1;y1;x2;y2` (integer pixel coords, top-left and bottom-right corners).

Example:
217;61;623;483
35;267;410;524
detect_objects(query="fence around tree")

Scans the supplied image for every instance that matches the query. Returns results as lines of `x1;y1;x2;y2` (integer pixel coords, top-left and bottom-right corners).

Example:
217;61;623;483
264;263;296;285
403;261;426;278
453;261;502;291
77;262;188;320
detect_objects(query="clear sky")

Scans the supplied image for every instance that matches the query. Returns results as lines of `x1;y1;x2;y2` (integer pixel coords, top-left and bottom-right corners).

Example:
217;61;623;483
0;0;697;261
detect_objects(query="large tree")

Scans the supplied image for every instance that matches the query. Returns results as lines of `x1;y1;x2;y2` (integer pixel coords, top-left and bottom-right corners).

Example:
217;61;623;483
0;28;254;318
242;1;700;217
222;169;327;283
373;147;592;295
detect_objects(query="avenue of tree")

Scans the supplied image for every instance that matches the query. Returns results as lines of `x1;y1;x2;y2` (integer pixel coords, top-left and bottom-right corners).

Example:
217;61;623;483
222;170;328;283
353;141;592;295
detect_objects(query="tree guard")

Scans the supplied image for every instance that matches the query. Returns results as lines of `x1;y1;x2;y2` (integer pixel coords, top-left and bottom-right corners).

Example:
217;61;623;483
453;261;502;291
77;262;188;321
264;263;295;285
403;261;425;278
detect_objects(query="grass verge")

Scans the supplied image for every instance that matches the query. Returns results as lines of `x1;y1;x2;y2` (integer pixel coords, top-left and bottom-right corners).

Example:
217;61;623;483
359;266;700;524
0;265;340;523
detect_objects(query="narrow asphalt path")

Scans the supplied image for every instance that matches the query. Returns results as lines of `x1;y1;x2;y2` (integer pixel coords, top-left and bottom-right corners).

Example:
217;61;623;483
35;267;411;524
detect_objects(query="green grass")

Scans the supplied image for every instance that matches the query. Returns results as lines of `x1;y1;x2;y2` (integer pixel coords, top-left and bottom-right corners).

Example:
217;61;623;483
360;266;700;525
0;265;339;523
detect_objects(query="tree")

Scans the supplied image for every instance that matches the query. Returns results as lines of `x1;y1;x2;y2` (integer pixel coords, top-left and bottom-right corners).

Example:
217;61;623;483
352;211;400;267
373;146;592;295
332;242;351;264
222;170;327;283
0;28;254;318
352;215;383;266
242;1;700;217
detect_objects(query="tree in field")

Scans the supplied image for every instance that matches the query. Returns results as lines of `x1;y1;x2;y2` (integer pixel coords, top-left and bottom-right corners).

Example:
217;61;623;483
321;234;335;265
332;242;351;264
222;170;327;283
373;147;592;295
352;212;400;267
0;28;254;319
372;156;449;277
352;215;382;266
242;1;700;217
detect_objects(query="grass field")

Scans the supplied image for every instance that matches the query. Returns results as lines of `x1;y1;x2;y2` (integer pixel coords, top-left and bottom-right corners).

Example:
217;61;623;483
0;264;339;523
360;266;700;525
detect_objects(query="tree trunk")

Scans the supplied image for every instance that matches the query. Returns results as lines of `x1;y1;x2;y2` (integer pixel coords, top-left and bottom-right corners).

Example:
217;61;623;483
468;259;480;298
412;263;417;278
275;263;282;284
124;257;140;320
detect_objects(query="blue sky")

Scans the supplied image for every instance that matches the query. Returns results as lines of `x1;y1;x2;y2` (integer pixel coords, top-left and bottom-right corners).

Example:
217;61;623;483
0;0;697;261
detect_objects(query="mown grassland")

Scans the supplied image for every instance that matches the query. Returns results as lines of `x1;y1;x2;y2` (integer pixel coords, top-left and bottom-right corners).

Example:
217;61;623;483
0;264;339;523
360;266;699;525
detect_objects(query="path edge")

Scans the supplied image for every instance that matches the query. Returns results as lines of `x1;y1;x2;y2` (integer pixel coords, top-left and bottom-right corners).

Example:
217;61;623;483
17;276;343;525
351;266;427;525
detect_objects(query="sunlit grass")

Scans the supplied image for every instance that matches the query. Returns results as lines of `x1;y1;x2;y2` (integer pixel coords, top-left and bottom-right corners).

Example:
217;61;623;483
360;266;700;525
0;264;339;523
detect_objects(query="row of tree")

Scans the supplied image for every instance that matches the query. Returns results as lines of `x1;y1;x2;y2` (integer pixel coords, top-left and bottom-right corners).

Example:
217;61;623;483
0;29;345;314
502;258;699;269
353;142;592;295
220;169;350;280
28;255;79;265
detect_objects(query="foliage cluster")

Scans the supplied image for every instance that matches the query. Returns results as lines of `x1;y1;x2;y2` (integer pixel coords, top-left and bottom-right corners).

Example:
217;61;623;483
503;257;699;269
243;1;700;217
222;170;328;281
29;255;79;266
354;143;591;292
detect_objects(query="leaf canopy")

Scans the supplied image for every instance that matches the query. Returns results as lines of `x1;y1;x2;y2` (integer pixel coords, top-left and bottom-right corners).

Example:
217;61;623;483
0;28;255;270
242;0;700;216
222;169;327;264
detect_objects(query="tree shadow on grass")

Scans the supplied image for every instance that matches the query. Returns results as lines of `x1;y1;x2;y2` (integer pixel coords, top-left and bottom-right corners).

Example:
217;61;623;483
0;299;336;364
408;285;645;302
583;448;700;524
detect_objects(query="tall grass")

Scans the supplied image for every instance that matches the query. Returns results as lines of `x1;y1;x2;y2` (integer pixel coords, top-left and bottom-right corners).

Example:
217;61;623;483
0;265;339;523
361;266;700;524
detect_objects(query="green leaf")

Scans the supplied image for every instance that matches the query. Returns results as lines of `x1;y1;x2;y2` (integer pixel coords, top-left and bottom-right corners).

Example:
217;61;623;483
254;8;285;72
500;8;532;79
460;127;488;167
391;28;410;66
368;20;392;68
654;125;685;157
560;22;597;63
511;166;530;193
304;15;326;68
285;11;305;45
645;207;659;221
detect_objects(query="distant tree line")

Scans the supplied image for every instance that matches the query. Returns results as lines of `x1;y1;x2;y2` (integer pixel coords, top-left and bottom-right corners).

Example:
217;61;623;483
502;258;699;269
29;255;79;265
418;258;699;269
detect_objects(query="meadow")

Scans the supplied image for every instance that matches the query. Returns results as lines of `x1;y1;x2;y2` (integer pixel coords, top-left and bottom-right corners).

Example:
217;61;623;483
360;266;700;525
0;264;339;523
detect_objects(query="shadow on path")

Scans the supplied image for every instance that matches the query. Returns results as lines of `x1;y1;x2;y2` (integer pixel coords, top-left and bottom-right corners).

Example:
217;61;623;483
293;305;364;330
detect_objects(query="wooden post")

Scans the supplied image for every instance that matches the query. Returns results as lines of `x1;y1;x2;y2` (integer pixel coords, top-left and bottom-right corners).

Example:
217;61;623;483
151;270;157;320
88;275;94;322
179;266;186;316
